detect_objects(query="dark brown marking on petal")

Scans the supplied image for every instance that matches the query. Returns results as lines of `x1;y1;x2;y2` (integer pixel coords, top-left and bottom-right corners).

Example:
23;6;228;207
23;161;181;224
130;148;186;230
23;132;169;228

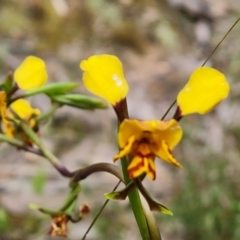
168;148;173;155
128;158;145;179
165;143;182;168
143;130;151;134
136;152;153;159
147;159;156;180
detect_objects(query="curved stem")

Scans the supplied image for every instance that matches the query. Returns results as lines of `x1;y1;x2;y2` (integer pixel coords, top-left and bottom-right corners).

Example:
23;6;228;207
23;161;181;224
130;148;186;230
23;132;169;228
71;163;124;183
36;103;61;123
0;133;42;155
20;121;73;177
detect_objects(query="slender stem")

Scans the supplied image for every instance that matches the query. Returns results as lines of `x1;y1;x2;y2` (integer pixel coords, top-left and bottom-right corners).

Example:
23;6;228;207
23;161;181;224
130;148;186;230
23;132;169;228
161;100;176;120
0;133;42;155
60;184;81;212
201;17;240;67
20;121;72;177
81;181;121;240
121;156;151;239
36;103;61;123
72;163;123;183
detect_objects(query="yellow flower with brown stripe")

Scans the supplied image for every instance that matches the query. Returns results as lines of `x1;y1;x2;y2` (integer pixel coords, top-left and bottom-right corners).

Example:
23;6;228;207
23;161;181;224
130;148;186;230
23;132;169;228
113;119;183;180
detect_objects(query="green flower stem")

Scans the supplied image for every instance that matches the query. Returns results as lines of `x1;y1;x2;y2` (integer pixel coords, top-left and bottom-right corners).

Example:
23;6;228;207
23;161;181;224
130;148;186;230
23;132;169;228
120;156;151;240
20;122;72;177
141;197;162;240
0;133;41;155
29;204;65;216
60;183;81;212
36;103;61;123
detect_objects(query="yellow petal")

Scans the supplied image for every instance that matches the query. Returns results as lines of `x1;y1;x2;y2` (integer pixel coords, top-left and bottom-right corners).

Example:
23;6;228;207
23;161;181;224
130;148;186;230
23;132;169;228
177;67;230;116
0;91;14;138
9;99;40;120
151;140;182;168
2;122;14;138
14;56;48;90
113;135;135;162
0;91;7;121
80;55;129;105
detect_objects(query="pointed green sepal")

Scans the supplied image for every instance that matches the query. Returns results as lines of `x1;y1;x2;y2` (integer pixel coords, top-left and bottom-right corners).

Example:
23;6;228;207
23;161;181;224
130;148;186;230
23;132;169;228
104;191;126;200
24;82;79;97
105;179;137;200
148;199;173;215
51;94;108;109
134;178;173;215
29;203;64;215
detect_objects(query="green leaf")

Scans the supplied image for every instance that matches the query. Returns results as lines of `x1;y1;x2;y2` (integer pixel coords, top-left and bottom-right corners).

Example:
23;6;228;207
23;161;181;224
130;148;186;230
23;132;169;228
24;82;79;96
51;94;108;109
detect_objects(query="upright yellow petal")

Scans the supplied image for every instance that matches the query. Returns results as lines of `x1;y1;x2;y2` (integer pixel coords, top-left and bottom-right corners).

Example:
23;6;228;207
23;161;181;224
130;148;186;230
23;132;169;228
177;67;230;116
80;55;129;105
14;56;48;90
9;99;40;120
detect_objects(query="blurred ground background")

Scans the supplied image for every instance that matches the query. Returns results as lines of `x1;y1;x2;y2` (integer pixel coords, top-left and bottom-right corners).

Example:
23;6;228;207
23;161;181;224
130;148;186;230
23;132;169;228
0;0;240;239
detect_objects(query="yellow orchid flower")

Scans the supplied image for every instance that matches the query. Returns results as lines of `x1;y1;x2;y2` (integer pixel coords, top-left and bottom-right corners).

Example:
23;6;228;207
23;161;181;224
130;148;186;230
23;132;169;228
14;56;48;90
80;54;129;105
177;66;230;116
3;99;40;138
113;119;183;180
